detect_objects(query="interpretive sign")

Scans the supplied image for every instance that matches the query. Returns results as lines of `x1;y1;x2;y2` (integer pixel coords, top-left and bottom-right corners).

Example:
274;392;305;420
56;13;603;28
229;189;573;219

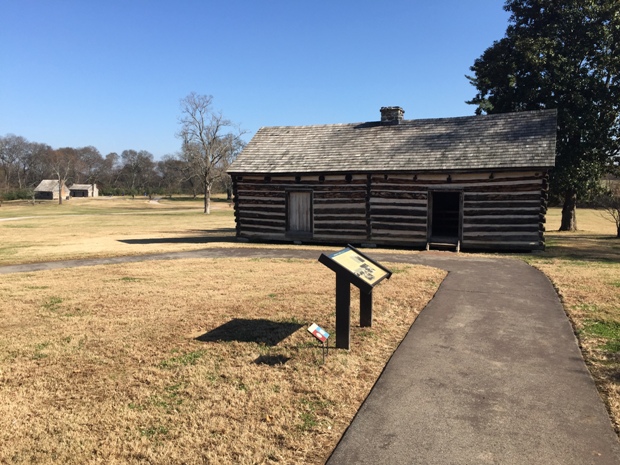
319;246;391;295
329;247;391;288
318;245;392;350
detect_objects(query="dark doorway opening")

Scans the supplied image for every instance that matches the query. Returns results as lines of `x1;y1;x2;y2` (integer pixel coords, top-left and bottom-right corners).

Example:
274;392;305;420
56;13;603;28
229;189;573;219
430;191;461;241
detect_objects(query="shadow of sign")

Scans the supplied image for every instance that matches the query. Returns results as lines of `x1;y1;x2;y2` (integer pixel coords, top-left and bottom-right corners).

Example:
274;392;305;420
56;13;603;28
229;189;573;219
195;318;303;346
254;354;291;366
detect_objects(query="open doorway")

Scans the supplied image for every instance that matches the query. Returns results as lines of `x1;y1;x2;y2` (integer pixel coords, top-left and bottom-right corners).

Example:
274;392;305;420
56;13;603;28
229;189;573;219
429;191;461;244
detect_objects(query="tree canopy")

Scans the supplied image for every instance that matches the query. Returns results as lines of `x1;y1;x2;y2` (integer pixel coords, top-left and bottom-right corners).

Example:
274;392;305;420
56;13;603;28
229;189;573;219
467;0;620;230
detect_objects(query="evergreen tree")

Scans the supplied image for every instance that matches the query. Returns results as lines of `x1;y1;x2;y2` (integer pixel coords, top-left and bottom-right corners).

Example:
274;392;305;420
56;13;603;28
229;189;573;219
467;0;620;230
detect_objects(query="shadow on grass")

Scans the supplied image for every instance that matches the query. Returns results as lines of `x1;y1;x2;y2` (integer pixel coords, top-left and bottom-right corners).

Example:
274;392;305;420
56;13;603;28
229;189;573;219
118;228;236;245
196;318;304;346
254;354;291;365
533;233;620;264
161;196;231;203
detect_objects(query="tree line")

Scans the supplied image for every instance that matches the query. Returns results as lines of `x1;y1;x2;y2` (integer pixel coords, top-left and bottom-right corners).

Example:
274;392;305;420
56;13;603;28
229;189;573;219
0;93;244;214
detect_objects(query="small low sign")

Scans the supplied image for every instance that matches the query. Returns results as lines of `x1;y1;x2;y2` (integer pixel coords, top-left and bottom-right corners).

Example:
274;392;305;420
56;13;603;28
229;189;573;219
307;323;329;343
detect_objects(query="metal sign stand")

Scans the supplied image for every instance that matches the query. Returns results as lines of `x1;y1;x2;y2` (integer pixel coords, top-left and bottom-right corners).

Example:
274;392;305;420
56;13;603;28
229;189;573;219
335;272;351;350
319;245;392;350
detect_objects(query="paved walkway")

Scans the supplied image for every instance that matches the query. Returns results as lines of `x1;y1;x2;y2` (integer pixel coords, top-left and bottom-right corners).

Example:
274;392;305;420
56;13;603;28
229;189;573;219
327;254;620;465
1;249;619;463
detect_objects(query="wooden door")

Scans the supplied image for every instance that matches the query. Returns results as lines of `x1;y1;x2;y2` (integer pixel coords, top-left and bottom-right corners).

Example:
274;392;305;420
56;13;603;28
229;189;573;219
288;191;312;233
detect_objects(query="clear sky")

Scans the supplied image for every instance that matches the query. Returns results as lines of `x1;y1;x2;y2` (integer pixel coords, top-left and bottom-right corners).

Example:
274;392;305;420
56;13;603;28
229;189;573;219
1;1;510;159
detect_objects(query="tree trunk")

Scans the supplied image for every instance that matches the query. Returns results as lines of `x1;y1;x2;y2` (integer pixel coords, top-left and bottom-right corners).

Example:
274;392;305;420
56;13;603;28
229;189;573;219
559;190;577;231
58;176;63;205
204;180;211;214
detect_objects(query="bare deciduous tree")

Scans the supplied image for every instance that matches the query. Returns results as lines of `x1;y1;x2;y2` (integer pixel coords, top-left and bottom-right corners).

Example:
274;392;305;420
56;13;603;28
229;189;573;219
119;150;156;198
75;146;104;187
46;147;78;205
157;155;185;198
177;92;244;214
599;182;620;238
0;134;29;190
99;152;121;189
215;133;245;201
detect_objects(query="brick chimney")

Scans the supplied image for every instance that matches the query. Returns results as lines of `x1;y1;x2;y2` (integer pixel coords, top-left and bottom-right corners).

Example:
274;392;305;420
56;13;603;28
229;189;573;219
380;106;405;124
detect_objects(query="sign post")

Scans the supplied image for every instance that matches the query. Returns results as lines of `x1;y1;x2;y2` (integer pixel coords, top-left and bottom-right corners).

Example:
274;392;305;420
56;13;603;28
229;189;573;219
360;291;373;327
318;245;392;350
335;272;351;349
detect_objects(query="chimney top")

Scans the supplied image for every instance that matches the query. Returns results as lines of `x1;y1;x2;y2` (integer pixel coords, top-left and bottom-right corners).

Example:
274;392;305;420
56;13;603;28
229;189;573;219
380;106;405;124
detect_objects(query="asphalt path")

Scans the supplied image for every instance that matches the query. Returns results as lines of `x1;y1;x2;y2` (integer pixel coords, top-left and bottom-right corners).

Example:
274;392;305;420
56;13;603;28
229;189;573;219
2;248;619;464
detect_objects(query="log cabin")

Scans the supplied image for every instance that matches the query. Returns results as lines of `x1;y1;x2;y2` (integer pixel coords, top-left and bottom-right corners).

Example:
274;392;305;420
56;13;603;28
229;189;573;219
69;183;99;197
34;180;70;200
227;107;557;251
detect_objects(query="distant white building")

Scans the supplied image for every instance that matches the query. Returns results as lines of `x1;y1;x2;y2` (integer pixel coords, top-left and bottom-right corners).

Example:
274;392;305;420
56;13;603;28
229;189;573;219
34;180;70;200
69;183;99;197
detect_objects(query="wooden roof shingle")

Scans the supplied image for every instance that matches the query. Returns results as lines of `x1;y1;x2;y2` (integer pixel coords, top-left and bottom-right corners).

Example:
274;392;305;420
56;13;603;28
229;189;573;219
228;109;557;175
34;180;64;192
69;184;93;190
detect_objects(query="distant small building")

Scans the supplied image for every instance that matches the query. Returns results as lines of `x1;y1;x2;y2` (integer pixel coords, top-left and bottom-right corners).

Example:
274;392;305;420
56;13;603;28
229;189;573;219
70;183;99;197
34;180;70;200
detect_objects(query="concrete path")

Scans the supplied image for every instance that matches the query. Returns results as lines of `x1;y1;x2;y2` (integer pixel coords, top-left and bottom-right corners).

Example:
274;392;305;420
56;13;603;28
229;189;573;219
1;249;619;463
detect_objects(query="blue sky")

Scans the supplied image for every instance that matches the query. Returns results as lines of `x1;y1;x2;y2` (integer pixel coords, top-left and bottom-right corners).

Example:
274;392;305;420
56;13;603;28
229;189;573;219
1;1;510;159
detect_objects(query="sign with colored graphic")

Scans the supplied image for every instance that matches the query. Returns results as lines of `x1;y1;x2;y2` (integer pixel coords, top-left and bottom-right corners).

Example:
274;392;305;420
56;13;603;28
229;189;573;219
307;323;329;343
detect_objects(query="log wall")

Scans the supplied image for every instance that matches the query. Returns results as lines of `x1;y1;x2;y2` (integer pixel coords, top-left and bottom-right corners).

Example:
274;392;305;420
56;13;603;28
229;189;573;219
369;174;428;247
232;169;548;251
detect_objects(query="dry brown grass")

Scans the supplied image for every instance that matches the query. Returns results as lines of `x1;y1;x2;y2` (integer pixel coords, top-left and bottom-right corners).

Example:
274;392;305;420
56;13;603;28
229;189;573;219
523;207;620;433
3;197;620;454
543;206;620;260
0;196;239;266
0;257;445;464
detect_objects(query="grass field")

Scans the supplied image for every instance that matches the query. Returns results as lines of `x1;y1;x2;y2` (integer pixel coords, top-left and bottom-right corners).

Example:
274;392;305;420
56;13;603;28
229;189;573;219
0;259;443;464
0;197;445;464
0;196;239;266
1;197;619;461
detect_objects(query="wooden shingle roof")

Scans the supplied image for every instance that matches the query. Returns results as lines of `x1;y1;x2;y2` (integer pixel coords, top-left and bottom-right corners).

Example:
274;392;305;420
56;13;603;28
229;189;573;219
228;109;557;175
69;184;92;190
34;180;63;192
